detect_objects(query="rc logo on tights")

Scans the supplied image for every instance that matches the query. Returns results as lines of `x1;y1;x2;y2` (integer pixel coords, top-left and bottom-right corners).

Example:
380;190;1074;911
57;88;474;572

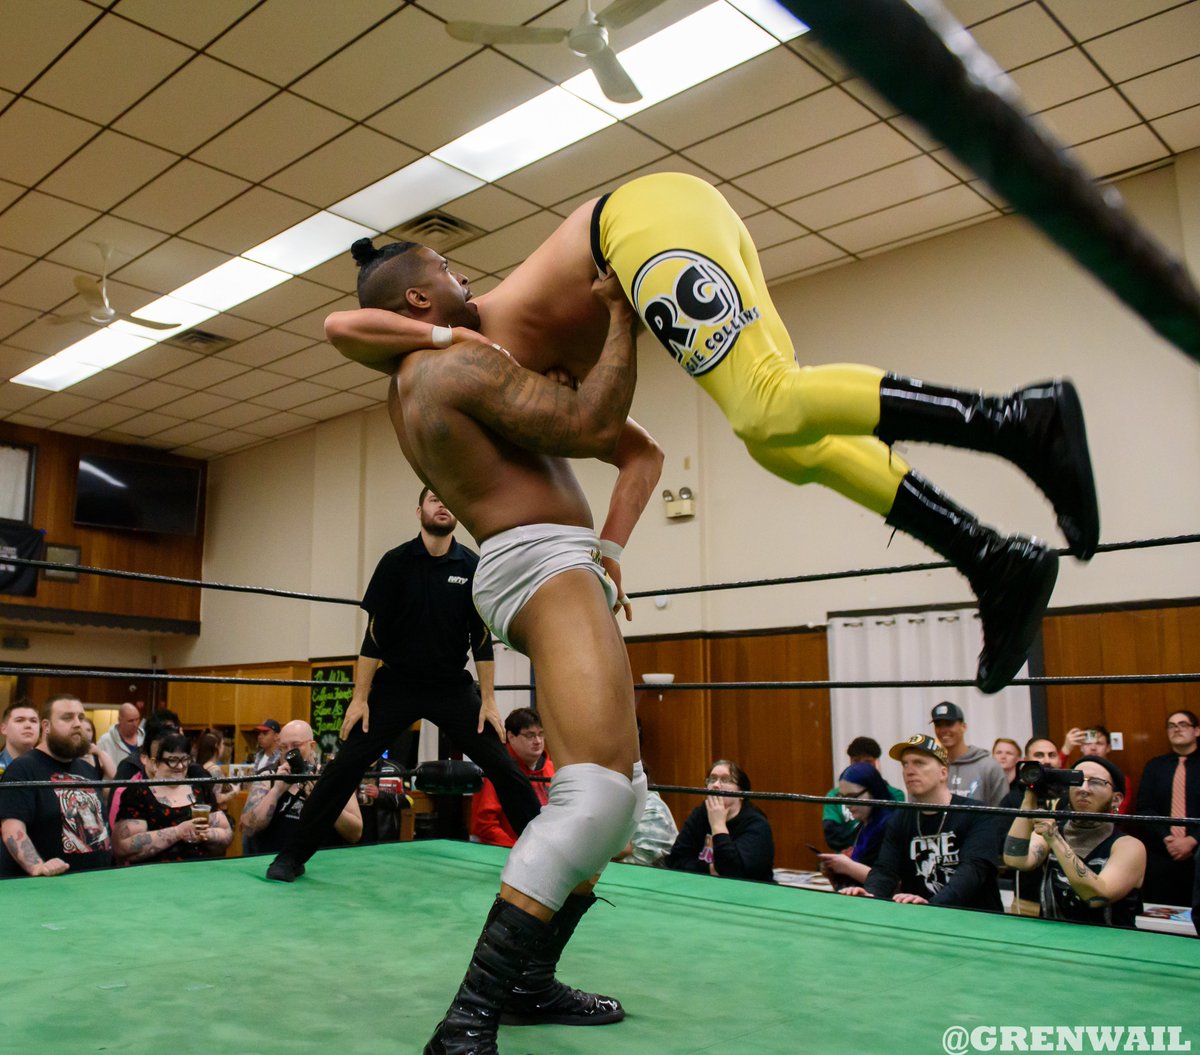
630;249;760;377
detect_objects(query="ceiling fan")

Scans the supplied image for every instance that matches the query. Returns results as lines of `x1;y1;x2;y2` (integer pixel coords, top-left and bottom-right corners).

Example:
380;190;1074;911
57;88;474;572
50;243;179;330
446;0;670;104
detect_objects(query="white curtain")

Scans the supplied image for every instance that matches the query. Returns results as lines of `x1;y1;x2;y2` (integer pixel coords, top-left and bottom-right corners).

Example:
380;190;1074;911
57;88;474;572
827;608;1033;790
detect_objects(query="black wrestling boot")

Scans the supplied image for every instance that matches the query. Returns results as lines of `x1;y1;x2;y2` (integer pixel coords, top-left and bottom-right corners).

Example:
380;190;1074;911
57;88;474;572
424;898;556;1055
875;376;1099;561
887;472;1059;694
265;855;304;882
501;891;624;1026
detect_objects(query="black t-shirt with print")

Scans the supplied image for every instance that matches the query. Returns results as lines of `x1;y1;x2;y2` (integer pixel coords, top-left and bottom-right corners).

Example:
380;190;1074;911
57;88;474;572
0;749;113;877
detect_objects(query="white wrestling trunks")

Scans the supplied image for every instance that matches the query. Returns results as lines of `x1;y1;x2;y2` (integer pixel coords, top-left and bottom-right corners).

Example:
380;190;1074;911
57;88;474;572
473;524;619;649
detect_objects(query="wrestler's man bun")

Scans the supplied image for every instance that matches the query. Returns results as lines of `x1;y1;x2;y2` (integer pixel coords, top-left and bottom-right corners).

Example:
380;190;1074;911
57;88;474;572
351;237;379;267
352;238;422;308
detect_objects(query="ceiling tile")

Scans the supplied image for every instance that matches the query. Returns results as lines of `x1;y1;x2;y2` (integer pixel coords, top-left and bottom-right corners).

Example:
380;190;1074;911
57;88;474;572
27;14;192;124
45;215;169;274
310;359;383;391
1037;89;1141;148
742;210;807;250
183;429;260;454
204;370;292;401
180;187;313;257
112;410;186;437
452;211;567;275
1084;4;1200;84
198;401;280;428
295;390;375;420
497;125;669;207
250;379;335;410
112;161;250;235
112;344;202;380
38;131;178;212
4;314;94;354
0;99;99;187
51;420;104;436
0;249;35;287
239;409;317;437
0;190;100;256
264;342;345;380
264;127;418;209
230;278;342;328
114;0;259;49
713;182;767;219
114;55;278;154
840;77;901;121
206;0;399;86
682;87;878;180
158;356;249;390
23;390;95;420
157;391;236;420
968;4;1072;70
64;401;138;429
193;92;352;183
629;48;829;150
215;329;315;368
4;411;57;429
733;123;921;206
367;50;549;154
146;420;225;446
0;180;22;214
1122;57;1200;120
292;5;478;120
65;369;145;401
186;313;265;344
550;154;713;216
0;347;44;386
1043;0;1183;41
0;301;42;341
299;253;358;294
757;235;848;282
439;185;539;233
111;237;229;294
822;185;996;254
782;156;962;230
278;295;357;341
1071;124;1170;177
0;258;88;311
1008;50;1109;114
1153;104;1200;153
111;379;192;409
0;0;99;94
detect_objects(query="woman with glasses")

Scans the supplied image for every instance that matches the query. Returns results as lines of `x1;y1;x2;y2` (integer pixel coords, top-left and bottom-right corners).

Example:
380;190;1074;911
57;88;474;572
817;762;898;889
1002;757;1145;927
666;759;774;881
112;732;233;865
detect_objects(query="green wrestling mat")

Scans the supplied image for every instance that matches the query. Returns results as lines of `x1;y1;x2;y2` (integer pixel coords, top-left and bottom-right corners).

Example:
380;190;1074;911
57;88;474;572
5;841;1197;1055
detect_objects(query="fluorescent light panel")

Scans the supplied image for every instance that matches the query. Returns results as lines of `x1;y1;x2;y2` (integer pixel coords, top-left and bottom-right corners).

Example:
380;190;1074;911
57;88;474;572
330;157;485;232
170;257;292;312
723;0;809;42
243;211;375;275
12;329;155;391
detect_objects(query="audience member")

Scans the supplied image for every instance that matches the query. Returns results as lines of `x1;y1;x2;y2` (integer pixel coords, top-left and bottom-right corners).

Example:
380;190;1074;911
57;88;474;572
991;738;1021;786
113;732;233;865
195;729;236;809
930;702;1008;806
995;737;1063;914
1004;758;1144;927
822;736;903;851
97;703;143;768
1060;725;1133;814
0;695;112;877
253;719;282;772
667;760;774;881
613;766;678;868
240;720;362;856
0;700;41;772
358;754;410;844
78;713;116;783
1134;710;1199;906
817;761;898;888
470;707;552;848
842;734;1001;910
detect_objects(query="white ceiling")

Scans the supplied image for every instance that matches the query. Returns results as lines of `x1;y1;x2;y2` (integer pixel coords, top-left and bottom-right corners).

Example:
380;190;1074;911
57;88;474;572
1;0;1197;459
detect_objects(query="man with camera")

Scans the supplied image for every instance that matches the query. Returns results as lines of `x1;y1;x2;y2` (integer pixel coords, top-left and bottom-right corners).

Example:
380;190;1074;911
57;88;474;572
839;734;1002;911
1003;757;1145;927
241;720;362;856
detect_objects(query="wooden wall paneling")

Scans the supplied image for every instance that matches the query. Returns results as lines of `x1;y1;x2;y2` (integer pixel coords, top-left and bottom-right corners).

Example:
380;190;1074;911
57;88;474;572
1041;612;1103;742
708;631;831;871
235;663;310;726
625;637;710;827
22;672;157;710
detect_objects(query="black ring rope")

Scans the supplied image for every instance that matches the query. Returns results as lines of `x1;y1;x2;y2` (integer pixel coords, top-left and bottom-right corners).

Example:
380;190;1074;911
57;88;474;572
7;532;1199;607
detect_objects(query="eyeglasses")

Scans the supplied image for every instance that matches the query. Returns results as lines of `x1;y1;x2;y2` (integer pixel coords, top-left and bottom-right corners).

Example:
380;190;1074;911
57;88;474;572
839;788;871;800
516;730;545;741
1079;776;1112;790
705;776;738;788
158;755;190;769
1167;722;1195;731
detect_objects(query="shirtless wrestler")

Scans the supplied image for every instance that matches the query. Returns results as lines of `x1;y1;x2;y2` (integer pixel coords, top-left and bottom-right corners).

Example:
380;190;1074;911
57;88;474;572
344;247;646;1054
327;172;1100;694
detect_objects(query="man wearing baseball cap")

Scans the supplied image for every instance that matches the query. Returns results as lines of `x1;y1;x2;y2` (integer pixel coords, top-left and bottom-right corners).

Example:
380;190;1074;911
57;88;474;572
253;719;282;775
930;701;1008;807
840;733;1002;911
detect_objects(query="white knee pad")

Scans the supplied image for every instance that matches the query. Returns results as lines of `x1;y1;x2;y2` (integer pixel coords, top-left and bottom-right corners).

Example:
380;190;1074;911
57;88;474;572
501;763;639;912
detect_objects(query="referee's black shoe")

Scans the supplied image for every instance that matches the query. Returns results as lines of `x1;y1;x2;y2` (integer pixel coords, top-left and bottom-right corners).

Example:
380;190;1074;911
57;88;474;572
266;854;305;882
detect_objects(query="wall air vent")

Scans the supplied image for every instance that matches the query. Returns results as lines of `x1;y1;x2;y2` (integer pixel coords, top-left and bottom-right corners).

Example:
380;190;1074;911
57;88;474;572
392;211;486;253
163;328;236;355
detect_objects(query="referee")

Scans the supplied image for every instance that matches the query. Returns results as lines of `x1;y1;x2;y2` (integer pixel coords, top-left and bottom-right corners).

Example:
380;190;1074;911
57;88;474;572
266;487;540;881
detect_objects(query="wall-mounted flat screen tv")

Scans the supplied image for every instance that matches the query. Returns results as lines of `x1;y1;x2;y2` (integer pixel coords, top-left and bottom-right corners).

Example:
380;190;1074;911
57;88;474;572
73;455;202;536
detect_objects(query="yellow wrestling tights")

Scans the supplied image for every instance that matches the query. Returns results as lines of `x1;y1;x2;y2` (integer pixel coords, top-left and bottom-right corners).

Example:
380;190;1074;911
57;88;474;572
596;172;907;514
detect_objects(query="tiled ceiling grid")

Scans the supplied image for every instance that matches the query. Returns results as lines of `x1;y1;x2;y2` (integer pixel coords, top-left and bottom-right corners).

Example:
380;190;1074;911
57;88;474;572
0;0;1196;459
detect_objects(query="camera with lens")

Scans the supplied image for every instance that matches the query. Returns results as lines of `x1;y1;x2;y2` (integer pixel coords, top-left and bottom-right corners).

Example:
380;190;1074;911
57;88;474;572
284;747;309;776
1016;760;1083;796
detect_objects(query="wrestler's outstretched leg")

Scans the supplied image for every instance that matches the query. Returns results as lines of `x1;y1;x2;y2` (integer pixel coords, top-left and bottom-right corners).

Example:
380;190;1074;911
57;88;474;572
425;571;642;1055
747;435;1058;693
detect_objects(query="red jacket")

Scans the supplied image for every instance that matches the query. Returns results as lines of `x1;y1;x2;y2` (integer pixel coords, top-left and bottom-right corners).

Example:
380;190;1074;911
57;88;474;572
470;742;553;847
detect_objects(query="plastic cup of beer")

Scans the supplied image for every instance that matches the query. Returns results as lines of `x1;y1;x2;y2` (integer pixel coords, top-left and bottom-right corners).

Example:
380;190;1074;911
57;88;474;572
191;802;212;836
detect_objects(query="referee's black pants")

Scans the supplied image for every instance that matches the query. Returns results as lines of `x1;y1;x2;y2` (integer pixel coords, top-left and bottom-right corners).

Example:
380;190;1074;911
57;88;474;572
279;669;540;866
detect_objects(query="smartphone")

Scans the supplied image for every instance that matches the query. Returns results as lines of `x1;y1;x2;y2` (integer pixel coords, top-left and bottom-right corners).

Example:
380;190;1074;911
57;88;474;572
806;843;824;856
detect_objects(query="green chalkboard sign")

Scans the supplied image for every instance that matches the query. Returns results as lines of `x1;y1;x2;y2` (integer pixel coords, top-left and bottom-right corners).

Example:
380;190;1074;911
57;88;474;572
310;663;355;758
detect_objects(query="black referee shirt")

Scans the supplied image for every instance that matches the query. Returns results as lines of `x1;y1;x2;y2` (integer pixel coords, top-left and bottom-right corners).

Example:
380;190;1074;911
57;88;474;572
360;535;493;686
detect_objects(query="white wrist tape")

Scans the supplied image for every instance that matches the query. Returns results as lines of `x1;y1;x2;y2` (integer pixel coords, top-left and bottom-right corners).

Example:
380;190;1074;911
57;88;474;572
598;539;623;562
431;325;453;348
